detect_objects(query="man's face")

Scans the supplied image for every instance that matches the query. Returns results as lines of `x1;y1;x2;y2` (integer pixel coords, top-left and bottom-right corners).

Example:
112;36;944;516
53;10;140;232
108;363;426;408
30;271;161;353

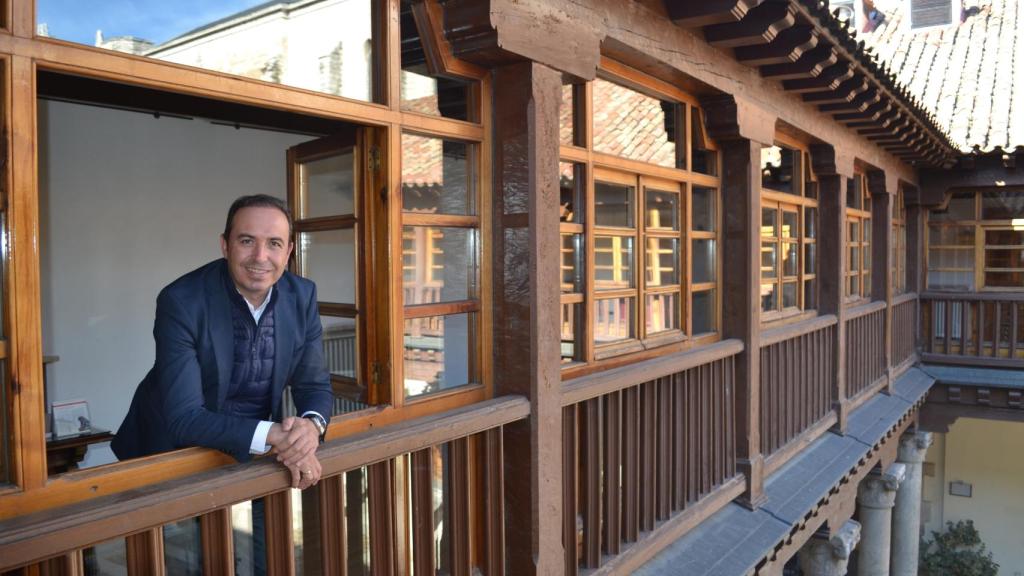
220;206;293;305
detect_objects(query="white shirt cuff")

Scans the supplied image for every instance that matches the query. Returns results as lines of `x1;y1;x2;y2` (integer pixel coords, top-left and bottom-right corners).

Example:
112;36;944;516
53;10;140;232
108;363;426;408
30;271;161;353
250;420;274;454
300;410;325;421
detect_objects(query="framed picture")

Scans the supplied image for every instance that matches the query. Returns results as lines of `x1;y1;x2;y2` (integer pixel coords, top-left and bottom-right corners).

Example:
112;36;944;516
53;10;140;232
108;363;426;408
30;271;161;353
52;399;92;438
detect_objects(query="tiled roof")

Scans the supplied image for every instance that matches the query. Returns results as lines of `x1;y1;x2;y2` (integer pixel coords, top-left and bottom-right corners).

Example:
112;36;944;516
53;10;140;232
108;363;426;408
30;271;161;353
862;0;1023;153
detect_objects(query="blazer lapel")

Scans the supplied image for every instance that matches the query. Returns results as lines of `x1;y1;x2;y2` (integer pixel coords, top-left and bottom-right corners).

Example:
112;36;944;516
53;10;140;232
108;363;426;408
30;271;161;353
208;261;235;409
271;278;296;418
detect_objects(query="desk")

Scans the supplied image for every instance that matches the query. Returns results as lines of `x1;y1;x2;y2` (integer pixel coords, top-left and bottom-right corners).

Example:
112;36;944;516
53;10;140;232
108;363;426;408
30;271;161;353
46;429;112;476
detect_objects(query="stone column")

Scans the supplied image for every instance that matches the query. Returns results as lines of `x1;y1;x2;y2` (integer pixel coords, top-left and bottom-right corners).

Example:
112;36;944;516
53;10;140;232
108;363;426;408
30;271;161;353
799;520;862;576
856;463;906;576
891;431;933;576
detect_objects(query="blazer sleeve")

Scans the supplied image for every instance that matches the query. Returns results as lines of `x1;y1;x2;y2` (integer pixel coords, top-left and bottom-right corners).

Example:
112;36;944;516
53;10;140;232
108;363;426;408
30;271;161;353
287;282;334;419
154;288;260;458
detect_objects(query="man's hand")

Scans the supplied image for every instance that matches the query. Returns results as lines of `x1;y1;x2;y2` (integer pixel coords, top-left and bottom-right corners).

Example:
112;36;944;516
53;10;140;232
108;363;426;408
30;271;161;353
286;453;322;489
266;416;319;468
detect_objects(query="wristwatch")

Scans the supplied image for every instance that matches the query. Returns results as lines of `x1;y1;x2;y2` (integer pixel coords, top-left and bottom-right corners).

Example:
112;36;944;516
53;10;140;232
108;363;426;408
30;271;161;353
304;413;328;443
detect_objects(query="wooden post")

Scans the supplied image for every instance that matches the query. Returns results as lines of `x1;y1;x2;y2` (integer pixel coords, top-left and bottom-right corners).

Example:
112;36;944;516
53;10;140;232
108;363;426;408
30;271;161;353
125;528;165;576
868;170;894;392
810;145;854;434
199;508;234;576
699;94;776;509
904;184;924;352
491;61;564;574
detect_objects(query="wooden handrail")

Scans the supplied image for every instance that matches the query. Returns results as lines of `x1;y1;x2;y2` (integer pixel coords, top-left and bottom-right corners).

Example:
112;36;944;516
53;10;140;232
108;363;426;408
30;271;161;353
846;299;887;320
921;292;1024;303
760;314;837;347
0;395;530;570
892;291;918;306
561;339;744;406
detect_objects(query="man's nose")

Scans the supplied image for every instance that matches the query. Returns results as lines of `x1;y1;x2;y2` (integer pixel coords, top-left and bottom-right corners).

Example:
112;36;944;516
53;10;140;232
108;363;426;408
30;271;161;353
252;242;266;259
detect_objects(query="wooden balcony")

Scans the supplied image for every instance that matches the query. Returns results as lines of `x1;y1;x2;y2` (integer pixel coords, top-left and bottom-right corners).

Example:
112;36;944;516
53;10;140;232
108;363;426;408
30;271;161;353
921;292;1024;369
0;397;529;574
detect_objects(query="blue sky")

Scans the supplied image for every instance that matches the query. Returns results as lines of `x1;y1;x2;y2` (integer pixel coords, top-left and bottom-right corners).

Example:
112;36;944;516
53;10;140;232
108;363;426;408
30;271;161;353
37;0;269;45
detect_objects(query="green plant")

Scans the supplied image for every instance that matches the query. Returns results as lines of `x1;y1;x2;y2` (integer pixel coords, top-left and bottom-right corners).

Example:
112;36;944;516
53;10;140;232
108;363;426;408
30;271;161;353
919;519;999;576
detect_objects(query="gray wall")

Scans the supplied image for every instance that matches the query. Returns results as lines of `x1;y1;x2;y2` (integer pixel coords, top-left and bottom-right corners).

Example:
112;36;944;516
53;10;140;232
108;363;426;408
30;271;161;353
38;99;311;466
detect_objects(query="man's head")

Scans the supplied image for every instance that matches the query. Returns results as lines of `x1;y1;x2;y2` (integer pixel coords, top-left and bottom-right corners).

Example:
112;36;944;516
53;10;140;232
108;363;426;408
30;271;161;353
221;195;294;306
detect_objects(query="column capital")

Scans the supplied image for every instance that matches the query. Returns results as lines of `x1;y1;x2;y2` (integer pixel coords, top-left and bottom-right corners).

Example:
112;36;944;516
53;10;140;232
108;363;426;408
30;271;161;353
857;463;907;509
698;93;776;145
799;520;862;576
897;430;933;464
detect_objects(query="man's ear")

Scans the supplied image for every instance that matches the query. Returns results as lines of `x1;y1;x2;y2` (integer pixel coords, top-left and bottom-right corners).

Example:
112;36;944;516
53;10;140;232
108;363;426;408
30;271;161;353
220;234;228;258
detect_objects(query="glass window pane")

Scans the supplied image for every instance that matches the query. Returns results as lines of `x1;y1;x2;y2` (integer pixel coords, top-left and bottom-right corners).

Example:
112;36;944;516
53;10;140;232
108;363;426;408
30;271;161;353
928;270;975;291
928;248;975;270
645;189;680;231
561;302;582;364
595;181;635;228
400;1;471;119
693;239;717;284
595;235;635;290
985;229;1024;246
401;226;478;304
299;229;356;304
863;219;871;245
691;107;717;176
692;186;716;232
39;1;378;102
805;243;817;275
594;297;635;344
402;135;475;215
299;149;355;219
760;145;797;194
321;317;368;412
985;271;1024;287
404;313;476;397
760;283;778;312
761;242;778;279
783;242;799;277
805;207;817;239
848;220;859;243
985;248;1024;269
560;84;576;146
559;162;581;223
930;192;976;221
646;292;680;335
929;225;975;246
164;517;202;575
762;208;777;237
592;78;682;169
846;177;860;209
848;275;859;296
849;246;861;273
782;211;799;239
692;289;716;334
561;233;582;293
646;237;679;286
864;273;871;298
83;537;128;575
782;281;798;309
981;190;1024;220
804;279;817;310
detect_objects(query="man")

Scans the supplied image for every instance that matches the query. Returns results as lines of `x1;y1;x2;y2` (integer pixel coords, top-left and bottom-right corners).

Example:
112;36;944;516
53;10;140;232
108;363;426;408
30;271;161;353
112;194;333;488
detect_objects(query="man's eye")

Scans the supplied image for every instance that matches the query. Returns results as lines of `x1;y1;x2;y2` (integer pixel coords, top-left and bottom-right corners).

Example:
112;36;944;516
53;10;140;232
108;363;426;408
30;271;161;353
240;238;254;245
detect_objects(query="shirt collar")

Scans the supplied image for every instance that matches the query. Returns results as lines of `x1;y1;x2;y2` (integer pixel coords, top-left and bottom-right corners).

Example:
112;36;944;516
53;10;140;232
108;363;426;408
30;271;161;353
239;286;273;323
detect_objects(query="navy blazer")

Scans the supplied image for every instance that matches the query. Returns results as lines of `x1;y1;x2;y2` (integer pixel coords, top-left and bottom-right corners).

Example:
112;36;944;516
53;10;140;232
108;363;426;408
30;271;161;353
112;259;333;461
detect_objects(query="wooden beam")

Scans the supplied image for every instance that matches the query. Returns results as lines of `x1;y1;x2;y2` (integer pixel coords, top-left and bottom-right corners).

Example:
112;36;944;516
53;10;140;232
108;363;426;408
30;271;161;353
703;1;797;48
760;44;837;79
782;62;854;92
733;25;817;65
664;0;763;27
802;74;868;104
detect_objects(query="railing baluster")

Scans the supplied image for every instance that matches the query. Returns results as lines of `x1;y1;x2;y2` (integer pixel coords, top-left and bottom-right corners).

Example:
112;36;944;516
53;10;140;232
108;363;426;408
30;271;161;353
199;508;234;576
125;528;165;576
562;405;579;576
639;382;656;533
672;374;685;512
580;398;601;568
368;461;396;576
449;438;471;576
977;301;986;357
411;449;435;576
657;377;672;521
485;427;505;576
1011;303;1019;359
603;392;621;555
994;302;1003;358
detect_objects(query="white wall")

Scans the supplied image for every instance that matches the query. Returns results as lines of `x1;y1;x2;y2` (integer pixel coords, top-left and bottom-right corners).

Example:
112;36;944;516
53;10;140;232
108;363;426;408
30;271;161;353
923;418;1024;575
39;99;312;465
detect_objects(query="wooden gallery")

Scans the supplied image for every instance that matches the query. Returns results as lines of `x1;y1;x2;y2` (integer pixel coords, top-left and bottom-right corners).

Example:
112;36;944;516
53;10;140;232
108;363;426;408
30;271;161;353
0;0;1021;574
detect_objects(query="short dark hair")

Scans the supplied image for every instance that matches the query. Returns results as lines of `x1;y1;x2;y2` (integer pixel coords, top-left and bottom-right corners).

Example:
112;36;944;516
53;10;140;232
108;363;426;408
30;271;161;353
223;194;294;240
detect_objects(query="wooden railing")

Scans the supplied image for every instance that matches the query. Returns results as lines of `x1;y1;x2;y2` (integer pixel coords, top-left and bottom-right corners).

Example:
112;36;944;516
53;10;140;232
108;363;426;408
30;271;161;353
921;292;1024;368
759;315;837;459
0;396;530;575
891;292;918;368
560;340;744;574
845;301;888;398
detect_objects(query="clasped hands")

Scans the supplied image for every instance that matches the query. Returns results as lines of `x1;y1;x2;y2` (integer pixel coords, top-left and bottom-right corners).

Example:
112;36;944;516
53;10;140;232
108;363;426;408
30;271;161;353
266;416;321;489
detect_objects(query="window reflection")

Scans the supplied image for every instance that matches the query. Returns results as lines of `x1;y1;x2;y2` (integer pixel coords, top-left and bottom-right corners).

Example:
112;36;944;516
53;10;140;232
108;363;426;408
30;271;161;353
402;135;475;215
404;313;476;398
399;0;472;120
38;0;379;102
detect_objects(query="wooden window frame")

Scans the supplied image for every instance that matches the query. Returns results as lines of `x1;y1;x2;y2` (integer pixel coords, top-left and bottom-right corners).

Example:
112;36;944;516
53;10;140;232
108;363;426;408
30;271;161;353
759;140;819;323
559;59;722;379
845;173;872;303
925;189;1024;292
0;0;495;520
892;185;907;294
